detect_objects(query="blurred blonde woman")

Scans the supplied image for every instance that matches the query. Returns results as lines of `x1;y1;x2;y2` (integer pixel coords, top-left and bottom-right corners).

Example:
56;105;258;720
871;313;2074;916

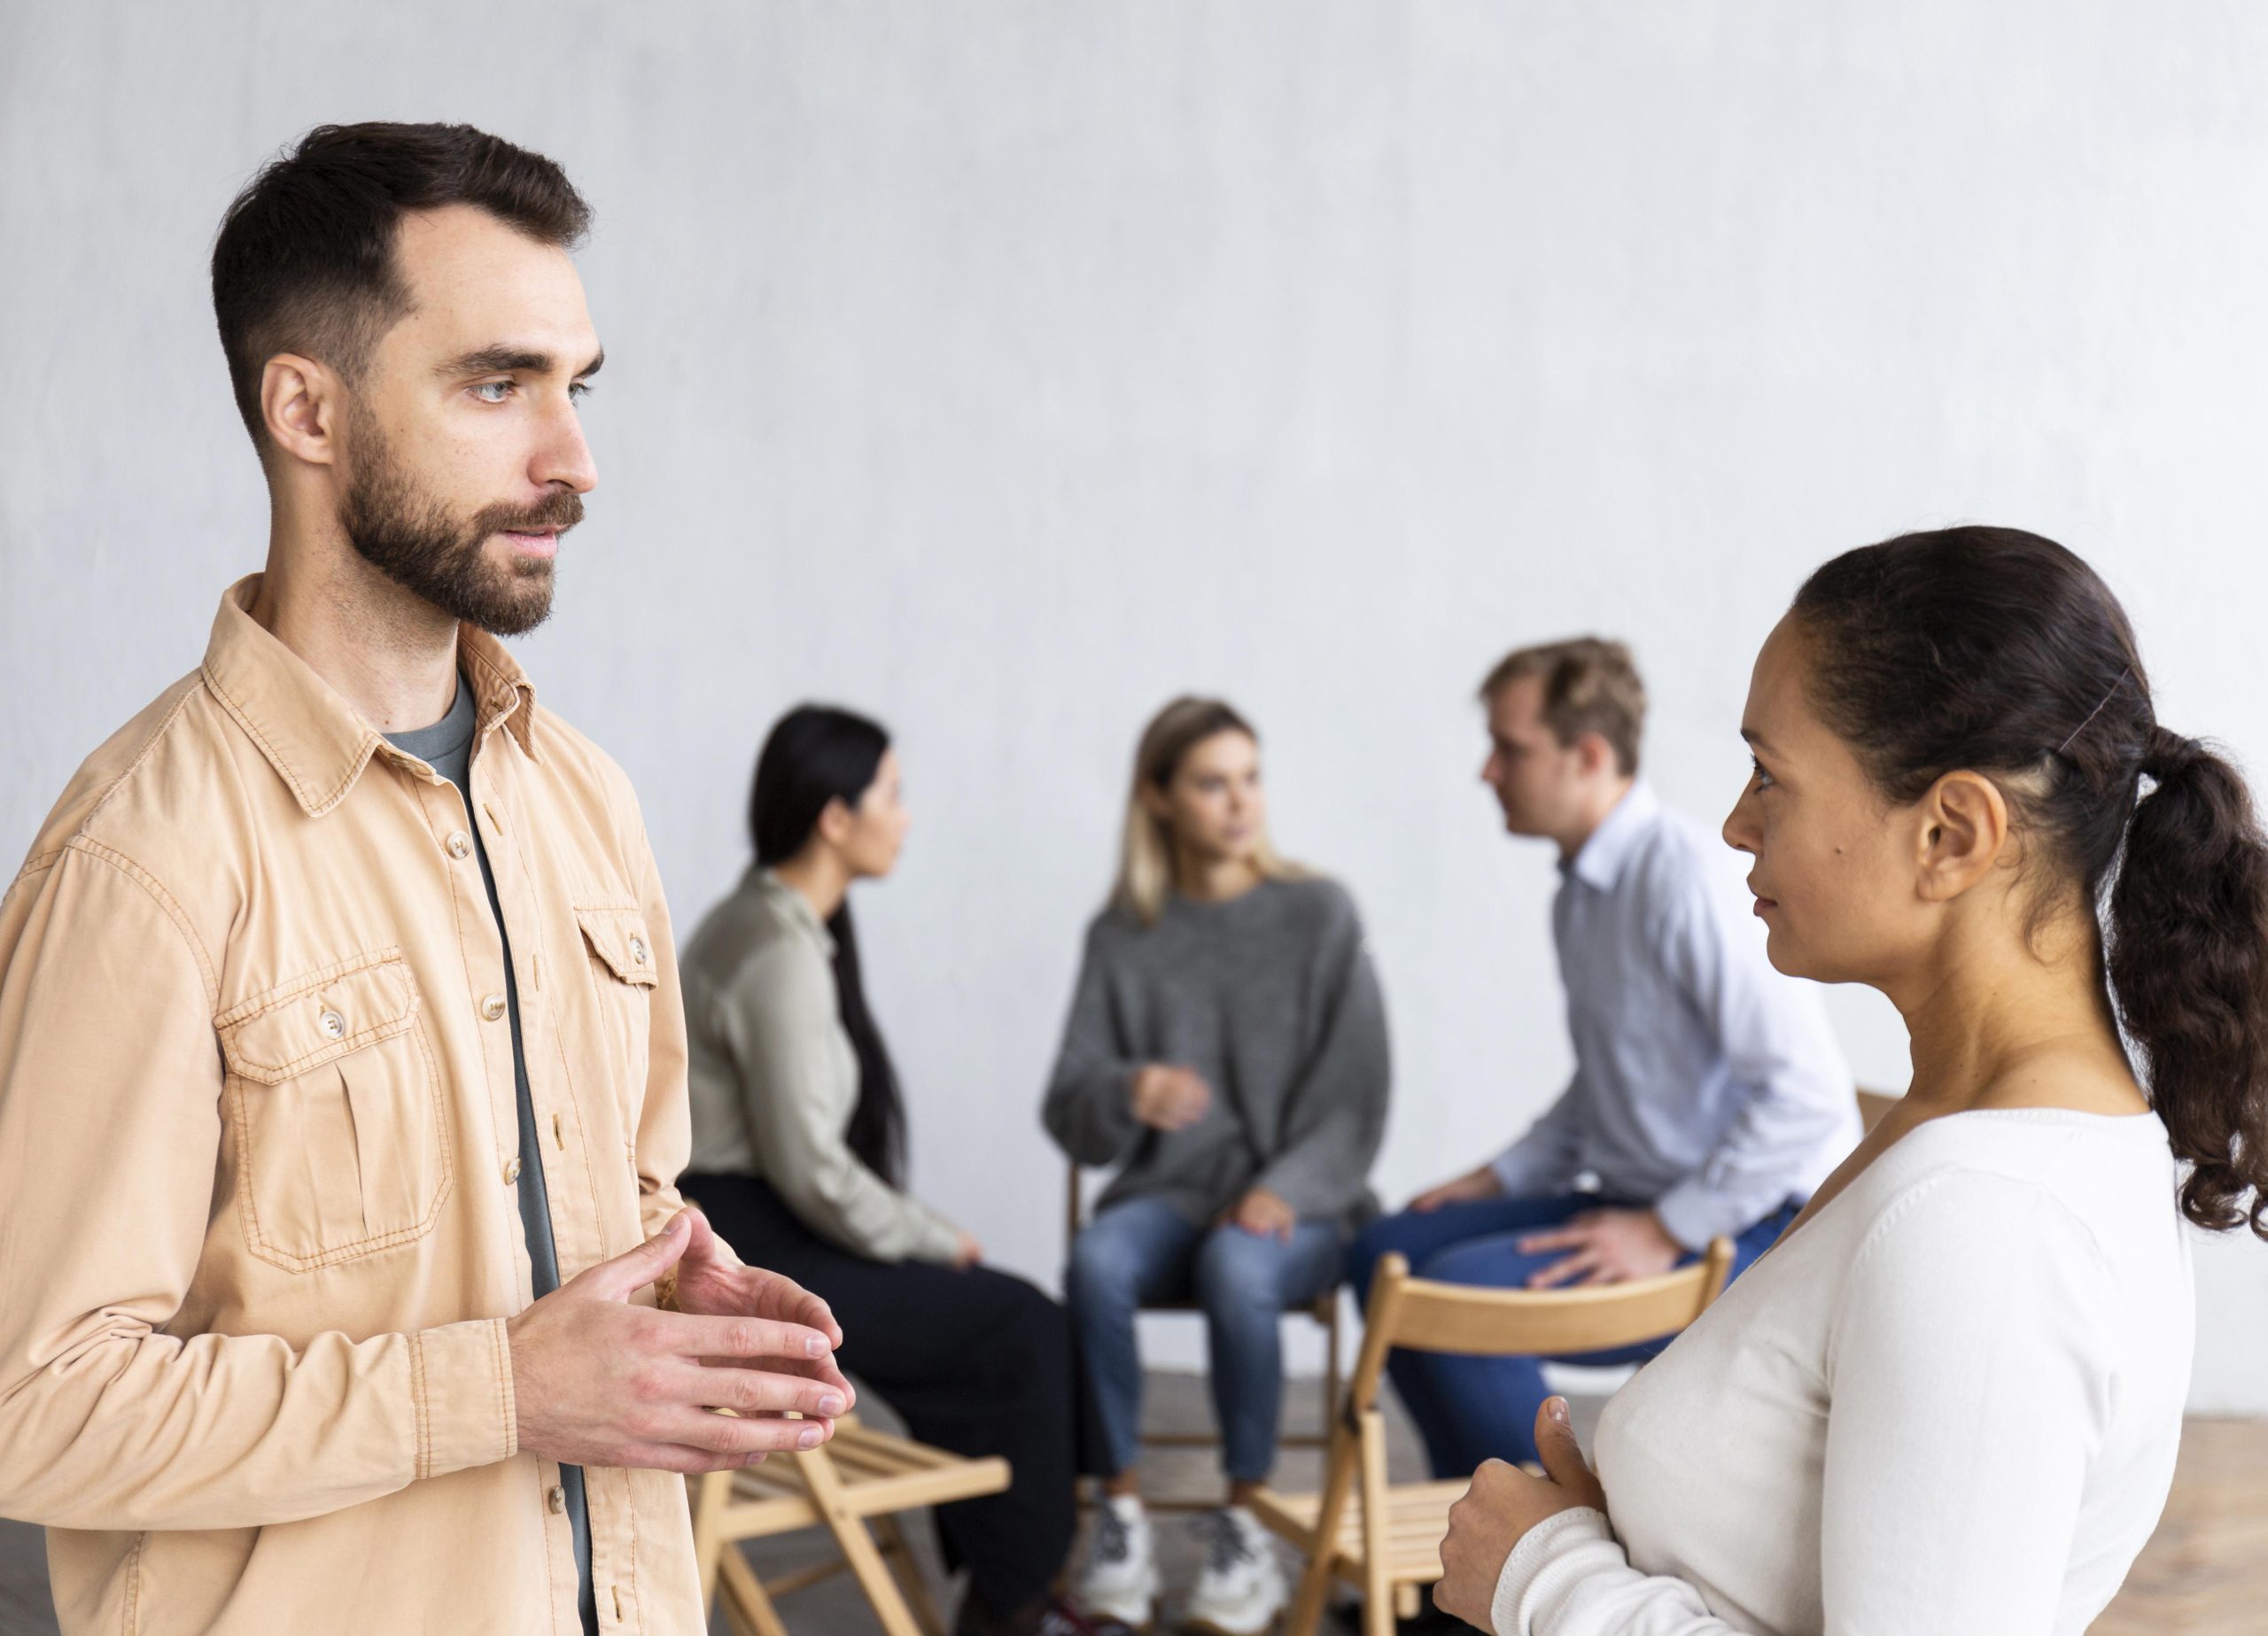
1045;698;1391;1635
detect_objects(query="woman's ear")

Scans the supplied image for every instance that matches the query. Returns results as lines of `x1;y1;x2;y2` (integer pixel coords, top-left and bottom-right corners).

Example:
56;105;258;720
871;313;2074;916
812;795;856;851
1915;771;2010;903
1137;780;1174;823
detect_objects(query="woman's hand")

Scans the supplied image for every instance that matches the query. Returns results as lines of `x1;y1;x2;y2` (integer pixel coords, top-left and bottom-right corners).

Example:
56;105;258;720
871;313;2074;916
1222;1185;1297;1241
1131;1063;1212;1131
1435;1398;1605;1629
952;1230;985;1269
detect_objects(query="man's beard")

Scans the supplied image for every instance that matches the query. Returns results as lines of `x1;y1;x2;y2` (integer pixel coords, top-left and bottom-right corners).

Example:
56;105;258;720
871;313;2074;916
338;414;582;638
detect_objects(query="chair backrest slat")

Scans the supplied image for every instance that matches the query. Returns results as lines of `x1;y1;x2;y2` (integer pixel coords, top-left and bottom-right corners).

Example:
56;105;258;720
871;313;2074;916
1360;1238;1735;1369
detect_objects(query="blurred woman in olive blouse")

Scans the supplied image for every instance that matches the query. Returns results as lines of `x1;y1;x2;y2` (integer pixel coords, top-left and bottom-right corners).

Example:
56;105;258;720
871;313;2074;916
678;704;1095;1636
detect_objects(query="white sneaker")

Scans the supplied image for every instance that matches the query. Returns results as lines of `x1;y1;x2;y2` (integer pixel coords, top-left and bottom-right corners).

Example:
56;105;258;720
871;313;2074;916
1181;1507;1285;1636
1076;1496;1160;1628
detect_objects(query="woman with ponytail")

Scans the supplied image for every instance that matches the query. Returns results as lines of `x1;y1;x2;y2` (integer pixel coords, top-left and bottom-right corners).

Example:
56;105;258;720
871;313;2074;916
679;705;1104;1636
1436;528;2268;1634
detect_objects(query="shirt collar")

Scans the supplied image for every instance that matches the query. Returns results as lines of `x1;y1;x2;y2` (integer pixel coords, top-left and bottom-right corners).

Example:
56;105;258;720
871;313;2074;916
200;573;543;818
1563;780;1661;891
753;866;839;957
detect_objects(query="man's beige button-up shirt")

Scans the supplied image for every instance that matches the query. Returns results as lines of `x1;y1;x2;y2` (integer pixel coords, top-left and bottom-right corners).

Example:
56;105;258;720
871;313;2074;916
0;578;705;1632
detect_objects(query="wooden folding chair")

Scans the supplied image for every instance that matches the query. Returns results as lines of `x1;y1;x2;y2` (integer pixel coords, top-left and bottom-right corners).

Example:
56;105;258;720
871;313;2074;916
1067;1165;1340;1509
1250;1240;1735;1636
690;1414;1011;1636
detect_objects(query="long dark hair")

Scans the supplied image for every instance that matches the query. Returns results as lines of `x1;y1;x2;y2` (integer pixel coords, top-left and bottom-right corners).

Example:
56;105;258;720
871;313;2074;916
1792;526;2268;1237
749;704;907;1189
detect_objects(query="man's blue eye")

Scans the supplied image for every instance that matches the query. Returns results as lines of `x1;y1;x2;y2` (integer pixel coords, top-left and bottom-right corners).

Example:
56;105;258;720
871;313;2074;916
473;381;513;403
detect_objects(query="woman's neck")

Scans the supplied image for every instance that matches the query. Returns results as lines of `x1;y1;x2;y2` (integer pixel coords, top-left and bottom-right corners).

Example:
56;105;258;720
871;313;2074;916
1174;847;1263;903
770;849;850;922
1891;906;2139;1114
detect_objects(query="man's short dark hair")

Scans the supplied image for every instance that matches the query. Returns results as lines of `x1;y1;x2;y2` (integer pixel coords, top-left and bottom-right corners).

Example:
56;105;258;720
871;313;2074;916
1480;636;1648;775
211;121;591;451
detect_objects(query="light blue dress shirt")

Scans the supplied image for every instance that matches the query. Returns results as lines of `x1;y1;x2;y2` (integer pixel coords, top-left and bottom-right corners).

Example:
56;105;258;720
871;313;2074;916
1490;781;1862;1247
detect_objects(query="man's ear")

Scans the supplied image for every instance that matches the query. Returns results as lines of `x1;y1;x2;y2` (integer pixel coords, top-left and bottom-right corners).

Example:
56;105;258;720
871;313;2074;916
1915;771;2009;903
260;353;343;468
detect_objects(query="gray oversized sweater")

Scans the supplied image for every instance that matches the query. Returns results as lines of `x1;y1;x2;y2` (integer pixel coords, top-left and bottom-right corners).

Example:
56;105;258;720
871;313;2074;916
1043;874;1390;1235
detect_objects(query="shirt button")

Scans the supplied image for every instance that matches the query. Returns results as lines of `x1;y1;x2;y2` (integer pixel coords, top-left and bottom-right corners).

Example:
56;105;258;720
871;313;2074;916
504;1157;523;1184
548;1484;565;1514
481;993;507;1021
629;935;648;966
318;1009;346;1040
447;832;472;859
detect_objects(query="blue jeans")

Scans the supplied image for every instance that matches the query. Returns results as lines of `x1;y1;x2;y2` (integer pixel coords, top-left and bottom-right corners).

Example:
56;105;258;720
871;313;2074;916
1346;1194;1798;1476
1066;1194;1344;1483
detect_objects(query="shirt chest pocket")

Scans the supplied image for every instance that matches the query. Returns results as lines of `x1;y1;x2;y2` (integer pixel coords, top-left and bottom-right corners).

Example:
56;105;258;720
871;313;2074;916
218;950;452;1272
575;902;659;1116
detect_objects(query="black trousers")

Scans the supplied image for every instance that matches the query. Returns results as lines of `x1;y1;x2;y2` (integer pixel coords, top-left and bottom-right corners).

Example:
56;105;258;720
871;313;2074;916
681;1173;1081;1615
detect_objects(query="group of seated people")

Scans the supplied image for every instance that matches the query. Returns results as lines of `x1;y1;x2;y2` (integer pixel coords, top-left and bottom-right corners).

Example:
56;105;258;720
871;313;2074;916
674;633;1863;1636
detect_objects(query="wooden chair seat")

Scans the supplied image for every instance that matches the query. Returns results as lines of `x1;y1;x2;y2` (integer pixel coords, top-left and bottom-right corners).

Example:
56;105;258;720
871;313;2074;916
1249;1478;1467;1581
713;1418;1010;1531
693;1415;1010;1636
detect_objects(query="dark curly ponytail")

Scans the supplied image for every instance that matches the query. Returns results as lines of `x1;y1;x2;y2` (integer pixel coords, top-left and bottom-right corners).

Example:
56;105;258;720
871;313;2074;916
2109;725;2268;1233
1792;527;2268;1237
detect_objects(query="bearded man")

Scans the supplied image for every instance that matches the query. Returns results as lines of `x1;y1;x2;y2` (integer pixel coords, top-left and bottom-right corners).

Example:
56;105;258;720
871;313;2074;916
0;123;850;1635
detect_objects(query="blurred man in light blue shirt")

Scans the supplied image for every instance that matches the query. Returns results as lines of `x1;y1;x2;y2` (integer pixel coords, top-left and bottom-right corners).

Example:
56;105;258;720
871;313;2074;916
1348;638;1860;1478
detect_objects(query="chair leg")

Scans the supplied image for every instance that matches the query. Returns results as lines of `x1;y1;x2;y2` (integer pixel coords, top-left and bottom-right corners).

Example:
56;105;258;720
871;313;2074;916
690;1469;734;1613
834;1517;927;1636
718;1546;793;1636
873;1512;951;1636
1358;1414;1394;1636
1286;1426;1361;1636
796;1449;927;1636
1321;1298;1342;1447
1362;1569;1395;1636
1286;1523;1343;1636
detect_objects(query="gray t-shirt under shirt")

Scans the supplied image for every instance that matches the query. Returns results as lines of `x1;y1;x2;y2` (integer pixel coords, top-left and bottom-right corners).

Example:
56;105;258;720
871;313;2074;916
385;677;596;1636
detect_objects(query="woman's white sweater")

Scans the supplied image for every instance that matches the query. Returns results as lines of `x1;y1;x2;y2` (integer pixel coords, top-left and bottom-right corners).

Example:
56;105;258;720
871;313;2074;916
1493;1110;2193;1636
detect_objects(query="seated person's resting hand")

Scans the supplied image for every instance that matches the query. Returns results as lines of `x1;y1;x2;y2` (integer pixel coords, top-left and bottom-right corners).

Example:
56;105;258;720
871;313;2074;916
1515;1206;1683;1287
1436;1398;1606;1631
1131;1062;1212;1131
952;1229;985;1269
1219;1184;1297;1241
1409;1164;1507;1213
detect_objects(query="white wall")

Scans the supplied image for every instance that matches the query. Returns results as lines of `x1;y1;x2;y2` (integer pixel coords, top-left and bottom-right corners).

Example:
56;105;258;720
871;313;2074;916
4;1;2266;1407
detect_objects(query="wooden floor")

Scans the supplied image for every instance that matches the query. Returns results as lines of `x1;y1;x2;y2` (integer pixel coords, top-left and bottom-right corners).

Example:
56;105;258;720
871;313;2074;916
2;1387;2263;1633
2090;1417;2268;1635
